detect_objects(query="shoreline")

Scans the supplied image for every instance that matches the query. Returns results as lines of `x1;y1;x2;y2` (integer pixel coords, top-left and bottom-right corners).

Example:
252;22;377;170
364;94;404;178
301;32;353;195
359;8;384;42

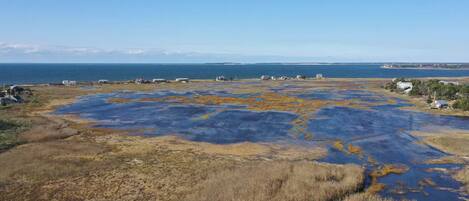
381;66;469;70
11;76;469;87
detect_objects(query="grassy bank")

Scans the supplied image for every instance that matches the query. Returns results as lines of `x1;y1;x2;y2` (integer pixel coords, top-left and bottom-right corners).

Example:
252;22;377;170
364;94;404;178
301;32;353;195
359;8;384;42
412;129;469;193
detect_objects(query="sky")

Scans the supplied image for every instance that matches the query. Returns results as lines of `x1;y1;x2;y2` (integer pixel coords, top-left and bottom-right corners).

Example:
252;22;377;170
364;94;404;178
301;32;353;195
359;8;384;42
0;0;468;63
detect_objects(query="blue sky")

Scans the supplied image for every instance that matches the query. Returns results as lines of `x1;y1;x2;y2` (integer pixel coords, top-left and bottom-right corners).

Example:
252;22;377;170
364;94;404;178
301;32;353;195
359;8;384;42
0;0;468;63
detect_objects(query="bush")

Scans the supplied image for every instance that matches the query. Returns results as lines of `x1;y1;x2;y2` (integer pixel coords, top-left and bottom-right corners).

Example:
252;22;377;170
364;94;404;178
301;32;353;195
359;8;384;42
0;120;24;150
453;98;469;111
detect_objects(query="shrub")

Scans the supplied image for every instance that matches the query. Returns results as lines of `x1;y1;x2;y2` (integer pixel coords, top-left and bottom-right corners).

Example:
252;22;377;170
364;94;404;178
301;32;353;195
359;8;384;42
453;98;469;111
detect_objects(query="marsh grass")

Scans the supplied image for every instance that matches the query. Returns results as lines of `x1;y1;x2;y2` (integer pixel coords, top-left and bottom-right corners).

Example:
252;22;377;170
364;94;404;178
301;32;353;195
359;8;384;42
455;166;469;193
368;164;409;194
344;193;395;201
186;161;365;201
0;119;29;151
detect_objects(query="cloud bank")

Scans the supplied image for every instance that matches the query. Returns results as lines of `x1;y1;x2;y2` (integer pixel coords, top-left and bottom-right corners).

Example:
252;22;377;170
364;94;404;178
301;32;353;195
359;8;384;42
0;42;321;63
0;42;377;63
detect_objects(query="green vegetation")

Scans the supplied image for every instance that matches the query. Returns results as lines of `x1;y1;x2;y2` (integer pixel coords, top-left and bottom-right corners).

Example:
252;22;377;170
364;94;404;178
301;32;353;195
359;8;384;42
385;78;469;111
0;119;28;151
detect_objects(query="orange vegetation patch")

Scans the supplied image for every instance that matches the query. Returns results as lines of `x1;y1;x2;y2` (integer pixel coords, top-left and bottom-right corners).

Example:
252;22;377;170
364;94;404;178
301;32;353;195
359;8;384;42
370;164;409;179
367;183;386;194
331;140;363;157
333;140;345;151
368;164;409;193
348;144;363;155
106;97;132;104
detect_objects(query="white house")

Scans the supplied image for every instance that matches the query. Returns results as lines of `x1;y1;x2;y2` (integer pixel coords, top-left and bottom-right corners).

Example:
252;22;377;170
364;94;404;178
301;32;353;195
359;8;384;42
296;75;306;80
62;80;77;86
152;79;167;83
260;75;270;80
175;78;190;83
397;82;413;90
215;76;226;81
316;74;324;79
98;79;109;84
439;81;459;86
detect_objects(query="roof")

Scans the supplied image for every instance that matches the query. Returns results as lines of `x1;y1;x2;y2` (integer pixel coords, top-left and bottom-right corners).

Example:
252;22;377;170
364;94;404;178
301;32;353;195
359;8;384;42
435;100;448;104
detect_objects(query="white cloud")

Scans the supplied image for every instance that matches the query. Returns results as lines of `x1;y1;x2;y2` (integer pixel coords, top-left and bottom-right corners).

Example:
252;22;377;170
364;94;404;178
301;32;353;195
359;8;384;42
124;49;146;55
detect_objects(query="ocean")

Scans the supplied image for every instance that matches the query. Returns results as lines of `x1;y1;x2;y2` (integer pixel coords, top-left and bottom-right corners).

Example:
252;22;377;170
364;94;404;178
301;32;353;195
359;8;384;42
2;63;469;85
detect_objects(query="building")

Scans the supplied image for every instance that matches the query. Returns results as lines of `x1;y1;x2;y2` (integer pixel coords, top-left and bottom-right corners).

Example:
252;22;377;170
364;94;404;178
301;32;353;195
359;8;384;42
397;82;413;90
316;74;324;79
397;82;413;94
215;76;226;81
62;80;77;86
260;75;270;80
431;100;449;109
296;75;306;80
175;78;190;83
98;79;109;84
439;81;460;86
152;79;168;83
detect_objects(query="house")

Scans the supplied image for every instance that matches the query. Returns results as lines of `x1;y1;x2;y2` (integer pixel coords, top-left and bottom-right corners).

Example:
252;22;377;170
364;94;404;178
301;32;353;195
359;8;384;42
152;79;168;83
316;74;324;79
431;100;449;109
135;78;150;84
0;95;20;106
296;75;306;80
397;82;413;91
62;80;77;86
175;78;190;83
215;76;226;81
278;76;289;81
260;75;270;80
439;81;460;86
404;88;412;94
98;79;109;84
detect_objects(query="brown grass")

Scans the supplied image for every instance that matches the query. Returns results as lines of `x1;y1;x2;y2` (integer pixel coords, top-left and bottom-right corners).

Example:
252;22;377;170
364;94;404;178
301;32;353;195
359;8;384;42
0;132;329;201
186;161;364;201
455;166;469;193
343;193;395;201
348;144;363;155
411;130;469;194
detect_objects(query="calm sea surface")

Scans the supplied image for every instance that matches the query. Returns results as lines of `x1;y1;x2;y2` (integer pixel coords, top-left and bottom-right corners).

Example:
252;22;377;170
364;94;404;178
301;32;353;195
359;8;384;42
3;63;469;84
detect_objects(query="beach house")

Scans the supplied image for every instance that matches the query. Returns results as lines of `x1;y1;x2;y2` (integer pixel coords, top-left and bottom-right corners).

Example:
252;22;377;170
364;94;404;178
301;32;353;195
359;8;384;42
431;100;449;109
175;78;190;83
62;80;77;86
397;81;413;93
260;75;270;80
215;76;226;81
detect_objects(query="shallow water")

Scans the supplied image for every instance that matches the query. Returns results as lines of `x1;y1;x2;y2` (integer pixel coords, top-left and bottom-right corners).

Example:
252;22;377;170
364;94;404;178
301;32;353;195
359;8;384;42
56;84;469;200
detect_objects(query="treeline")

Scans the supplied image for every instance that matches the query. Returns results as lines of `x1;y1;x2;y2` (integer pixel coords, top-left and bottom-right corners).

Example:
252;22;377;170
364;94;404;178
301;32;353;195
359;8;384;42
385;78;469;111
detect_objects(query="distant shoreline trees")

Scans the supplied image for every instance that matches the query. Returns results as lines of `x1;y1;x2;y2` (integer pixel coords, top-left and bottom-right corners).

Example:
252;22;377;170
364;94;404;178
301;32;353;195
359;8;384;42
385;78;469;111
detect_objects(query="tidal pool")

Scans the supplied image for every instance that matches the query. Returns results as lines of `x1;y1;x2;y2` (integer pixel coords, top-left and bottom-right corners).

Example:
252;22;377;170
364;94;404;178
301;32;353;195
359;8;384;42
56;83;469;201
